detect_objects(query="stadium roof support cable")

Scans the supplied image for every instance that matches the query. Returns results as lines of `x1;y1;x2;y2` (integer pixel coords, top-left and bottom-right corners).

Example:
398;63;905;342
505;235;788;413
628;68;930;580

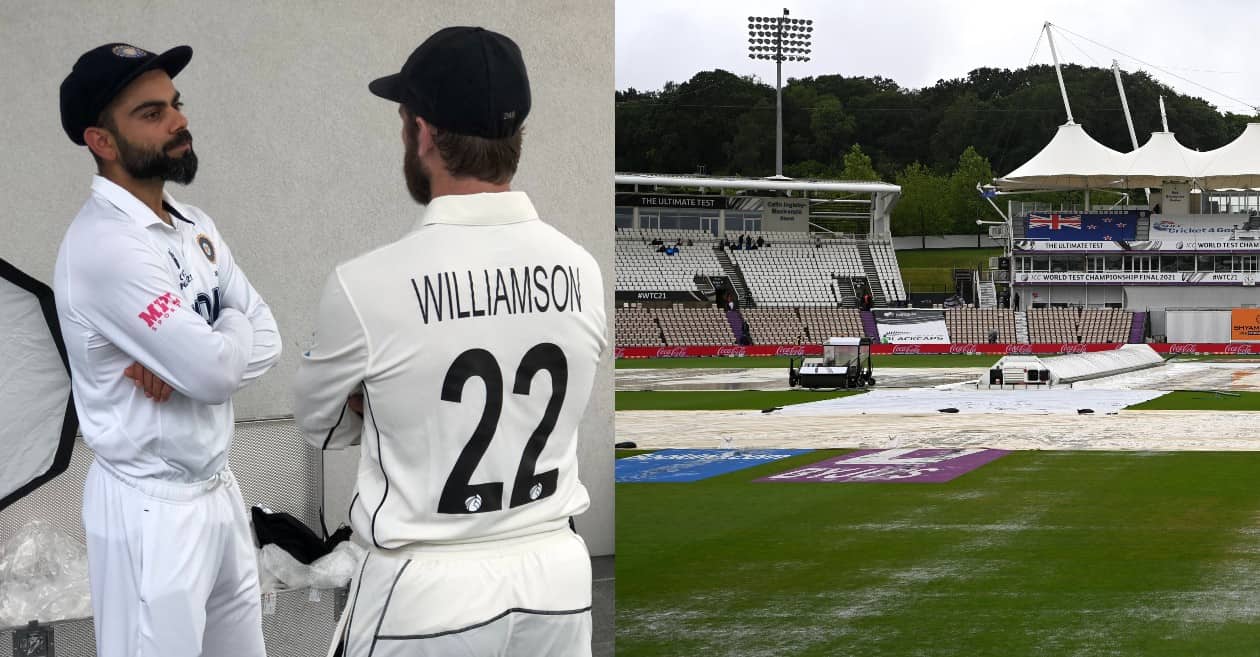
1049;22;1260;114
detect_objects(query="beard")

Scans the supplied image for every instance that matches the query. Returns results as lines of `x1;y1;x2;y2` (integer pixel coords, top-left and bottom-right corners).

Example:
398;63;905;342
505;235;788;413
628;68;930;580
115;129;198;185
402;122;432;205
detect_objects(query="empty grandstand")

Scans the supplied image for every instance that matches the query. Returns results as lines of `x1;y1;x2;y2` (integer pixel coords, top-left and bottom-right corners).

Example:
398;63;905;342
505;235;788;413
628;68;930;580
727;232;866;307
612;305;868;346
1025;308;1135;344
614;175;908;314
613;304;1147;347
944;308;1019;343
613;162;1257;352
614;229;725;300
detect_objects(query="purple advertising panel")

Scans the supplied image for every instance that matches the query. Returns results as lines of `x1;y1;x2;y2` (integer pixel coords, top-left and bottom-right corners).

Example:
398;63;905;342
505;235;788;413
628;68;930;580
757;448;1009;483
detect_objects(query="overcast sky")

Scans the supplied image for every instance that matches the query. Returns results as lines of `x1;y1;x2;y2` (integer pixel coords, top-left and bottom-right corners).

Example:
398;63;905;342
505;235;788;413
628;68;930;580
616;0;1259;116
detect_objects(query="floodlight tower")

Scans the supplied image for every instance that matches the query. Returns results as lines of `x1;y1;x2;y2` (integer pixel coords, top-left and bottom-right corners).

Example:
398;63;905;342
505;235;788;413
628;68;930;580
748;8;813;177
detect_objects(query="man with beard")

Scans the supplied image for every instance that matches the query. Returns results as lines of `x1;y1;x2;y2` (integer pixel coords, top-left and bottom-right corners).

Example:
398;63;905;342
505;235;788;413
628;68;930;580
294;27;606;657
52;43;280;657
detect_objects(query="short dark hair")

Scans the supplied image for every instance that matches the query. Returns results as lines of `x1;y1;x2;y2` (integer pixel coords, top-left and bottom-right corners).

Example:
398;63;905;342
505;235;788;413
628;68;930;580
89;106;120;169
406;108;522;184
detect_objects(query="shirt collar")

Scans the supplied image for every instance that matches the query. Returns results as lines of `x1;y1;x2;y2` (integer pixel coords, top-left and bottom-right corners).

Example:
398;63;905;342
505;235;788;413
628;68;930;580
413;191;539;232
90;175;193;230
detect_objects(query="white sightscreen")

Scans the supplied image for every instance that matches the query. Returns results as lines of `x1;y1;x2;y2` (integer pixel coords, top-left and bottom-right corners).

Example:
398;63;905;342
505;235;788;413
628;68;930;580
0;275;71;508
1165;309;1232;343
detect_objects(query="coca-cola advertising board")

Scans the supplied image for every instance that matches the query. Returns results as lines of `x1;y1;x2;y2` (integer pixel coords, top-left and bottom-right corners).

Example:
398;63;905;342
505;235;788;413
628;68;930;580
614;343;1245;358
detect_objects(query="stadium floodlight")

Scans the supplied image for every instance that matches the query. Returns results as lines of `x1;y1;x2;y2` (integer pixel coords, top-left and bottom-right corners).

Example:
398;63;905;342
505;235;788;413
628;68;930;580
0;258;78;512
745;7;814;177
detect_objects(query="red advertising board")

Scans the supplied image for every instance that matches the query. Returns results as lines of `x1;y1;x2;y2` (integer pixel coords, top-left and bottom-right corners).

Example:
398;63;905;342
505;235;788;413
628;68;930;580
1148;343;1254;355
615;343;1251;358
615;345;821;359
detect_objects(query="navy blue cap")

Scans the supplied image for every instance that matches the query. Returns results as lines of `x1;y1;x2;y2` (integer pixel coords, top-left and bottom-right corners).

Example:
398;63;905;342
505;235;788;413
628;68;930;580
60;43;192;146
369;27;530;139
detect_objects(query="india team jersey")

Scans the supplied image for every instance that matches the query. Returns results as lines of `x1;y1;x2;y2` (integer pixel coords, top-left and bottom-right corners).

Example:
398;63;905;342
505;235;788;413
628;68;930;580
54;176;280;483
295;191;607;549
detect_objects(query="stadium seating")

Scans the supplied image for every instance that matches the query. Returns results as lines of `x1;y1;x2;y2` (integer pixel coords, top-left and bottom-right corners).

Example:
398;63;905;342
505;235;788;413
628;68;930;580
870;242;906;301
652;306;734;346
616;229;908;308
614;230;725;293
1026;308;1133;343
611;229;1176;348
614;305;1134;346
798;307;866;341
615;304;663;346
944;309;1018;343
614;306;867;346
1078;309;1134;343
739;307;805;344
729;240;862;306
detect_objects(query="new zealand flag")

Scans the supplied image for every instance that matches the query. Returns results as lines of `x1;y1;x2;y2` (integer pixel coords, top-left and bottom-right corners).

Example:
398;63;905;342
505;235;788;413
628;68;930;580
1025;210;1144;241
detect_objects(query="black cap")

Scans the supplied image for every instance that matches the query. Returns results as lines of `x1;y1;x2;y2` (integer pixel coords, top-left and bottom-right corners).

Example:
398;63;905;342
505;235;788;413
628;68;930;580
60;43;193;146
369;27;529;140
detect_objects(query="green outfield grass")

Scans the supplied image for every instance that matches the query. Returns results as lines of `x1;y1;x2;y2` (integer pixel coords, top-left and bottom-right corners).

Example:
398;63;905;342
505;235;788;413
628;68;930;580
1126;390;1260;412
615;389;865;411
617;354;1001;369
617;450;1260;657
895;247;1002;293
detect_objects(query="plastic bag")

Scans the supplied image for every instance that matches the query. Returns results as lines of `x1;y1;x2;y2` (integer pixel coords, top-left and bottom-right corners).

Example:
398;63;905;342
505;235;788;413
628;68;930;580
258;540;365;592
0;520;91;627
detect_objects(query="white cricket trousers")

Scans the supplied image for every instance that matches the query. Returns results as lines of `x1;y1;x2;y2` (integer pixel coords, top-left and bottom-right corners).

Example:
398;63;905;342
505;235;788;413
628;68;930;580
83;459;267;657
332;526;592;657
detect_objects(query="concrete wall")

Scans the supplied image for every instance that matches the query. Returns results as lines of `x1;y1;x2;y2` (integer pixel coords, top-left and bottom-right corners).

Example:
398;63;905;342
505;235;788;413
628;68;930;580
0;1;615;555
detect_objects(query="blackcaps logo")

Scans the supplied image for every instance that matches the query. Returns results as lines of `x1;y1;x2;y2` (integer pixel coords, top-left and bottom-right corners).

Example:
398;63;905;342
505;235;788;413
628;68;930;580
196;234;217;264
112;45;149;58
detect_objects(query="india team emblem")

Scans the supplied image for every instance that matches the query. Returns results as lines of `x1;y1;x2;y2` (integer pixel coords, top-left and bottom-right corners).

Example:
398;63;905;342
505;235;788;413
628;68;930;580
112;45;149;58
196;234;217;264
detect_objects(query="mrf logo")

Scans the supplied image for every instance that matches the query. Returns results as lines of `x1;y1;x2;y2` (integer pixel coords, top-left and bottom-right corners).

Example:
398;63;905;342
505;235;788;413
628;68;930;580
138;292;181;330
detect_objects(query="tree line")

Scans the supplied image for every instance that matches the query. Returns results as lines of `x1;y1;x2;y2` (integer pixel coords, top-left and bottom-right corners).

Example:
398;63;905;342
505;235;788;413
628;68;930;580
616;64;1256;235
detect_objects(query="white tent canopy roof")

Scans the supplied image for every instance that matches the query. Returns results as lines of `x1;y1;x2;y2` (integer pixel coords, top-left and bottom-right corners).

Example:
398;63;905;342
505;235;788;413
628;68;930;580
1199;122;1260;189
1119;131;1205;188
998;122;1260;191
998;122;1128;190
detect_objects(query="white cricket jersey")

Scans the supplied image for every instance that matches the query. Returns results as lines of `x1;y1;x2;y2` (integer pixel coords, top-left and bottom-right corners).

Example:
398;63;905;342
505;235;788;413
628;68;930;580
295;191;607;549
53;176;281;483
